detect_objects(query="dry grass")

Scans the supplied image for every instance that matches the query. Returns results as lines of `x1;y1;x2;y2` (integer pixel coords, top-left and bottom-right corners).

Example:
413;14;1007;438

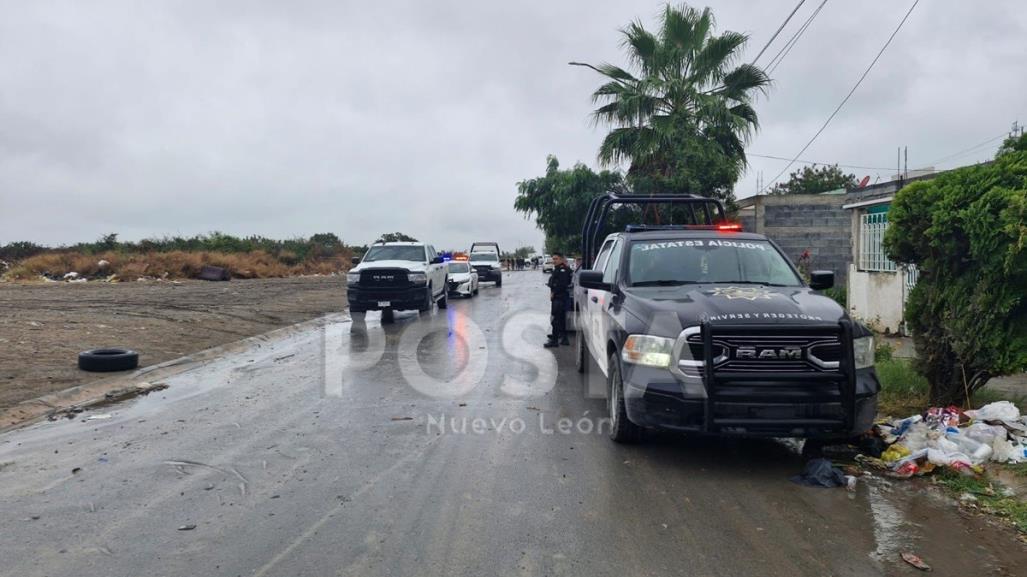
5;250;350;281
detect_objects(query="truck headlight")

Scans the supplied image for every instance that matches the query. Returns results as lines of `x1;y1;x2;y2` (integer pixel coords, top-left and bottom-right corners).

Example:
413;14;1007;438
853;336;874;369
622;335;675;368
346;272;360;285
409;272;427;285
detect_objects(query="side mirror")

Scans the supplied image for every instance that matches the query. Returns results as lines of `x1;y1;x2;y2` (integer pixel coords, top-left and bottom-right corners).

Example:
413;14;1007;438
430;256;444;264
577;270;610;291
351;257;361;265
809;270;834;290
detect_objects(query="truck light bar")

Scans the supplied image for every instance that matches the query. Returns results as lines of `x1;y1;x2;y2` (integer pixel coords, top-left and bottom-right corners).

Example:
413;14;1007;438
623;222;743;233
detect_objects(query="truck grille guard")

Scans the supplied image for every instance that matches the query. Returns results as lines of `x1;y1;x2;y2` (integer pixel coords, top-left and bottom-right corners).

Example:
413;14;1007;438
673;321;857;434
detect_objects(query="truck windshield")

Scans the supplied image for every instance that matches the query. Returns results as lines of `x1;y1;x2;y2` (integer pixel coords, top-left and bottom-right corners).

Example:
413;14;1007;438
627;239;802;287
363;245;425;262
471;253;498;262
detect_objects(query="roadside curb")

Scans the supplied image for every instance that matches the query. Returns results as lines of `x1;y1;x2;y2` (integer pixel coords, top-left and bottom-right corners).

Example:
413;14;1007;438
0;312;349;434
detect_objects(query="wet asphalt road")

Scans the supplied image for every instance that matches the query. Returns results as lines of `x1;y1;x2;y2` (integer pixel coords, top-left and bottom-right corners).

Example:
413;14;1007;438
1;272;1024;576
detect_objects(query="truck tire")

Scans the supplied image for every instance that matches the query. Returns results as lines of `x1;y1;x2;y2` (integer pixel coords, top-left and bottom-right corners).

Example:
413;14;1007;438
608;353;642;443
418;287;433;313
437;288;448;309
78;349;139;372
575;328;587;374
495;276;502;287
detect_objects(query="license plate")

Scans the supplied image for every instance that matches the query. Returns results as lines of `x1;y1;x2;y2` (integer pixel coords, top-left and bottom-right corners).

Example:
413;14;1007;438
377;301;390;307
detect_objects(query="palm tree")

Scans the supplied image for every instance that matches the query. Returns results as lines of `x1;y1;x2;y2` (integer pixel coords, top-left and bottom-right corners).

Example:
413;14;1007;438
573;4;770;191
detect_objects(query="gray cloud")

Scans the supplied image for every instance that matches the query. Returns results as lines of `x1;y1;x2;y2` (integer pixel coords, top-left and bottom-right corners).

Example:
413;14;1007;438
1;1;1024;249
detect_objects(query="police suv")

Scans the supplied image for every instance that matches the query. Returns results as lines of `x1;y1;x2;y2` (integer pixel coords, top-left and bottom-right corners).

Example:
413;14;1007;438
574;193;880;443
347;241;449;314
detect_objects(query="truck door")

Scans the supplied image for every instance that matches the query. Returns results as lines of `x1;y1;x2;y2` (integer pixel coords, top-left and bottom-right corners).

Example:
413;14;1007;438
426;246;443;296
585;239;615;375
595;239;624;375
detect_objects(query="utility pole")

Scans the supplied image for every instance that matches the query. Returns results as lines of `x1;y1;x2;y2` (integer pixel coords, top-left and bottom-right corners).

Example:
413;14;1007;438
904;146;908;179
1012;120;1023;138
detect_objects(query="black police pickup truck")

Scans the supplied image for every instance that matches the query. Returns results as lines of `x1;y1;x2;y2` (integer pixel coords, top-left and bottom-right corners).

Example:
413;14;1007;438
573;193;880;443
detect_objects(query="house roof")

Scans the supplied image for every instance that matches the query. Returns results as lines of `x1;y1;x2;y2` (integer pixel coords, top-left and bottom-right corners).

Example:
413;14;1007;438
842;196;894;210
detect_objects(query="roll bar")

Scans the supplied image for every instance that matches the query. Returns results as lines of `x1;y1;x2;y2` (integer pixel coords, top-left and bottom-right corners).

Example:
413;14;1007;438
579;193;726;269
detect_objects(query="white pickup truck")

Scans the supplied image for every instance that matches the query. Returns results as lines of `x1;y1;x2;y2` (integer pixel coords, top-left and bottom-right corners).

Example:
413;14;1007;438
469;242;502;287
346;242;448;314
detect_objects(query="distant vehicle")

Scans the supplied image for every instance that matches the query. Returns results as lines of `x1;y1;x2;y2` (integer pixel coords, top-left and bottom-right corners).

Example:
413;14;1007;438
347;242;448;314
574;193;879;443
469;242;502;287
446;259;479;298
542;255;554;273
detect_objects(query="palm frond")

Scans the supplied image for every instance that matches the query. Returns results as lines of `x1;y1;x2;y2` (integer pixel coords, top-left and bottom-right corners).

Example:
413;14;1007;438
595;62;638;83
620;20;659;75
690;32;747;87
716;64;771;100
728;103;760;131
598;126;661;167
590;80;627;103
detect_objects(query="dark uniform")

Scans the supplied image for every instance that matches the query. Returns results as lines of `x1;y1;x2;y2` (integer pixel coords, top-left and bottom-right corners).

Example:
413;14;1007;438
546;262;573;346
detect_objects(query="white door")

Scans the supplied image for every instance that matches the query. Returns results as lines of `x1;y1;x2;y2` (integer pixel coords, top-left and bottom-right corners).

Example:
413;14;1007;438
594;239;624;376
585;239;616;375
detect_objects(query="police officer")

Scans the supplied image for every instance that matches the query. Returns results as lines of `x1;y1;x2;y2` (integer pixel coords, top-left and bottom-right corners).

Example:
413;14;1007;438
544;252;573;348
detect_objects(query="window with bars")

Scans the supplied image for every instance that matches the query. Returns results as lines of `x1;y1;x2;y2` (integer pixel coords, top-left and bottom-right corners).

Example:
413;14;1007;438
859;211;897;272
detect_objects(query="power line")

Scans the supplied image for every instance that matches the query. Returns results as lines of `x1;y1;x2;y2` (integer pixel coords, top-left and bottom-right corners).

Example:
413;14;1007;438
760;0;920;194
925;132;1006;166
766;0;829;75
750;0;808;65
748;153;894;171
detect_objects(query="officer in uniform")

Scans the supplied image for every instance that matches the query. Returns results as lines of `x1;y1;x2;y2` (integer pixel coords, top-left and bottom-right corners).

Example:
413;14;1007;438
544;253;573;348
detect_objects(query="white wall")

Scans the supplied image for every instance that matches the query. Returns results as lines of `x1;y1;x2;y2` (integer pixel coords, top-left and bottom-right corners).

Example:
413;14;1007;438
847;264;906;334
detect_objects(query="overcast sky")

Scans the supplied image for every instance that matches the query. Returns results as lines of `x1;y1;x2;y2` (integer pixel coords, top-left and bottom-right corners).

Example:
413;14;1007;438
1;1;1024;251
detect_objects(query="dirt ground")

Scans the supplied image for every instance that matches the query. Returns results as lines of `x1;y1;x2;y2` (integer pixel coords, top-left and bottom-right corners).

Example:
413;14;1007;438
0;276;347;410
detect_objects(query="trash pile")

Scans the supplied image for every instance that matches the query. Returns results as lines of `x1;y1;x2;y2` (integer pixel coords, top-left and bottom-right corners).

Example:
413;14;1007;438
858;401;1027;478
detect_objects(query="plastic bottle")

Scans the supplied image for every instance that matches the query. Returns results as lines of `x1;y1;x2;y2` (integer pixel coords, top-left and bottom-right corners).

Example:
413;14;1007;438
946;432;993;464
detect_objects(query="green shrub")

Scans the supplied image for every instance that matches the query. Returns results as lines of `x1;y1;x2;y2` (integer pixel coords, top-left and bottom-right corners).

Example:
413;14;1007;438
875;340;894;362
883;145;1027;405
822;286;846;308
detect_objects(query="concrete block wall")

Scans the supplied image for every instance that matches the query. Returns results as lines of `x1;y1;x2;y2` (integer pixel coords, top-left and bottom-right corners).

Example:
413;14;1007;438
751;194;852;283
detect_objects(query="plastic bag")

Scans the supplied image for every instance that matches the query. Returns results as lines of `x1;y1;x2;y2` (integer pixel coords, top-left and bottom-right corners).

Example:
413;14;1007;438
946;432;993;464
900;423;931;452
791;458;848;488
991;437;1027;463
963;422;1005;445
966;401;1021;422
881;444;911;463
926;447;972;467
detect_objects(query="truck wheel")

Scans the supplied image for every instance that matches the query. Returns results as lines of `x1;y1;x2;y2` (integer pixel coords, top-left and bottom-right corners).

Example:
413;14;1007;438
575;329;587;374
608;353;642;443
381;307;395;323
495;276;502;287
418;287;432;313
438;289;448;309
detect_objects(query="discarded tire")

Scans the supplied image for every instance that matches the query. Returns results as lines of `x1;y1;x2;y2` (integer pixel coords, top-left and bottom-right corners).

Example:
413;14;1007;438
78;349;139;372
198;265;231;281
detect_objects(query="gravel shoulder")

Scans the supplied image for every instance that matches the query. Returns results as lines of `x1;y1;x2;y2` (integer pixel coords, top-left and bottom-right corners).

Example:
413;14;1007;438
0;276;346;410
